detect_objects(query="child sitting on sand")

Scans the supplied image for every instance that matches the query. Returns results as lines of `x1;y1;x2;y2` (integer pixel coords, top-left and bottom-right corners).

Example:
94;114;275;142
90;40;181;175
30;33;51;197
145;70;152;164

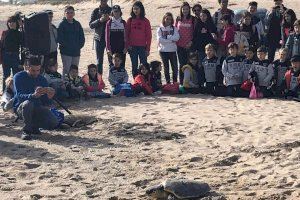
281;55;300;99
150;60;163;93
1;76;14;112
43;59;69;101
181;52;203;94
222;42;244;97
132;63;153;95
82;64;110;98
64;65;85;99
108;53;129;95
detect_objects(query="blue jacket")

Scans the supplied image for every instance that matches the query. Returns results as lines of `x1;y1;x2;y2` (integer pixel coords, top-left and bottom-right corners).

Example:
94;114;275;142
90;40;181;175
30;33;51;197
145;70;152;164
13;71;52;112
58;18;85;57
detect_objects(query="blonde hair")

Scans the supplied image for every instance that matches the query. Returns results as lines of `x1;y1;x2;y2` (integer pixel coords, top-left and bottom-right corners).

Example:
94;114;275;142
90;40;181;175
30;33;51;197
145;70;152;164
205;44;216;51
5;76;13;88
279;48;288;54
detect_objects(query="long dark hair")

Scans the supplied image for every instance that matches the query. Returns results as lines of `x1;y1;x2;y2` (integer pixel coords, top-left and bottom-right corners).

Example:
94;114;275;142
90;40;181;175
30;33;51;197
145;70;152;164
282;9;297;29
6;16;19;30
179;2;192;20
200;9;213;24
130;1;145;19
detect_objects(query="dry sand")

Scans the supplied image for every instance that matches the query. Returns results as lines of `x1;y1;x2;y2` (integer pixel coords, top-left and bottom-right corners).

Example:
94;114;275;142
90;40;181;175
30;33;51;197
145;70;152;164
0;0;300;199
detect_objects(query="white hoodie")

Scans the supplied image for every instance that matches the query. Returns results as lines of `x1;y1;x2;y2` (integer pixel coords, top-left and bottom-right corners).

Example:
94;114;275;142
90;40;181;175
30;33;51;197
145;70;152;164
156;25;180;52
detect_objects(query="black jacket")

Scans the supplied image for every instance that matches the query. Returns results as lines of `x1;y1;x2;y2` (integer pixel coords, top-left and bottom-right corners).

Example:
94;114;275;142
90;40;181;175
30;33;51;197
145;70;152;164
192;20;217;52
89;6;112;41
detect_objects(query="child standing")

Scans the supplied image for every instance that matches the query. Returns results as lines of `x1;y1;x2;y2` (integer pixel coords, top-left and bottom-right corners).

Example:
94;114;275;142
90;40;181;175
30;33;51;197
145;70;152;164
285;20;300;58
82;64;110;98
201;44;222;95
44;59;69;101
157;12;180;84
64;64;85;99
250;47;274;97
182;52;203;94
281;55;300;99
222;42;244;97
126;1;152;77
272;48;291;96
150;61;163;93
132;63;153;95
108;53;129;95
106;5;127;67
238;12;259;49
175;2;195;84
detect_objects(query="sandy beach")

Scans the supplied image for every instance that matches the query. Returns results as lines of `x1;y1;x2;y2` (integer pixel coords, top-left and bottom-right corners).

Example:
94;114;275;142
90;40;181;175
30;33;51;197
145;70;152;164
0;0;300;199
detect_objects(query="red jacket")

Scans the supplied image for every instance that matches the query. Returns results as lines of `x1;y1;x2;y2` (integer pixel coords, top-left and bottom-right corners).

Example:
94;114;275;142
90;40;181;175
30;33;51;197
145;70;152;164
132;74;153;95
218;24;235;48
126;17;152;52
82;74;105;92
285;69;300;90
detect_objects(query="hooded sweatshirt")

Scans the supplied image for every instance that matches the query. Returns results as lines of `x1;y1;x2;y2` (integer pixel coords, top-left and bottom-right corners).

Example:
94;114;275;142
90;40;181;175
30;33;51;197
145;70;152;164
126;17;152;52
251;60;274;87
89;5;112;41
157;25;180;52
58;18;85;57
222;55;244;86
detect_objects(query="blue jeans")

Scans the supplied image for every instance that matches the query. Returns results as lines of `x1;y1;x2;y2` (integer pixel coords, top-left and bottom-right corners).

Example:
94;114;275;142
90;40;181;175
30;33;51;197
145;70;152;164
128;46;147;77
2;52;20;92
95;39;106;74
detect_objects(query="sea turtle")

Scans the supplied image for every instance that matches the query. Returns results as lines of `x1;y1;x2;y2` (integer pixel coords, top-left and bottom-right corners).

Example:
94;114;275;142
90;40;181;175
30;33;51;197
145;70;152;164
146;179;210;200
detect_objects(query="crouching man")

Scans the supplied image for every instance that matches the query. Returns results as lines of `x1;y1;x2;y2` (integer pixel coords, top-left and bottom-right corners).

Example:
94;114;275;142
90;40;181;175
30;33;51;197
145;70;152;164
13;56;59;140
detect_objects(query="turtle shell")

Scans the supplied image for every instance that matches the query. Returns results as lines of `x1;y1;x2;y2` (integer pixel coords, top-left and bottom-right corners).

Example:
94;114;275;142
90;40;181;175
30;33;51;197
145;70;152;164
163;179;210;199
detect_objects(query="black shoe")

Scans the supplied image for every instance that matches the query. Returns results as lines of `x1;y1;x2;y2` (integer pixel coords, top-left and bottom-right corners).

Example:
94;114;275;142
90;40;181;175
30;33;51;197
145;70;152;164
21;131;32;140
31;129;42;135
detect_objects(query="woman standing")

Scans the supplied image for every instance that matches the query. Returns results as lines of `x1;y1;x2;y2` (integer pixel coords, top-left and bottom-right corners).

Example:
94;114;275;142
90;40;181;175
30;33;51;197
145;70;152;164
126;1;152;77
1;16;22;91
281;9;297;46
175;2;195;84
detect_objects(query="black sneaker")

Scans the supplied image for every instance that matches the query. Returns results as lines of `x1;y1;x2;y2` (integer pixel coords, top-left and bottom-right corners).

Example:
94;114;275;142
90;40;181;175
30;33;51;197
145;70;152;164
21;131;32;140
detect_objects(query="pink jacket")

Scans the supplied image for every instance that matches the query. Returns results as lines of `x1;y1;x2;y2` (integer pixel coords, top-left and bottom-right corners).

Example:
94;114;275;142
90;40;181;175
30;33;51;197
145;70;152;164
218;24;235;48
175;17;194;48
126;17;152;52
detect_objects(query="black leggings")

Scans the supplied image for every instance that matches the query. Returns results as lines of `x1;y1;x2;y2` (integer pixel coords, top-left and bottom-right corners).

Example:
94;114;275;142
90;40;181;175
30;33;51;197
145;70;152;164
160;52;178;83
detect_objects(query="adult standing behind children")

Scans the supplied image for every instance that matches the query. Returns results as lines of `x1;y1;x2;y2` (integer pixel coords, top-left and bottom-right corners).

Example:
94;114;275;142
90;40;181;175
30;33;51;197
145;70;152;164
1;16;22;92
43;10;58;72
265;0;287;61
90;0;112;74
213;0;234;34
13;56;59;140
58;6;85;76
126;1;152;78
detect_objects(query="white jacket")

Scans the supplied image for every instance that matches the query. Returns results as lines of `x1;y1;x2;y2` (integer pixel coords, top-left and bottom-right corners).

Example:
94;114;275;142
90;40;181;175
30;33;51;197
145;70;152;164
156;25;180;52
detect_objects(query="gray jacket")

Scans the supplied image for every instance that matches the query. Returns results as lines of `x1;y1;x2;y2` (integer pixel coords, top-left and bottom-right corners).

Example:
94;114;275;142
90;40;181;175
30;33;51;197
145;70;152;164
250;60;274;87
222;56;244;86
285;33;300;58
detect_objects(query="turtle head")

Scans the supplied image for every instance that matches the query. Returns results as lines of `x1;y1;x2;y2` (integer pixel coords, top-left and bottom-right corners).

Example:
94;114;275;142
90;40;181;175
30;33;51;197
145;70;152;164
146;184;166;199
